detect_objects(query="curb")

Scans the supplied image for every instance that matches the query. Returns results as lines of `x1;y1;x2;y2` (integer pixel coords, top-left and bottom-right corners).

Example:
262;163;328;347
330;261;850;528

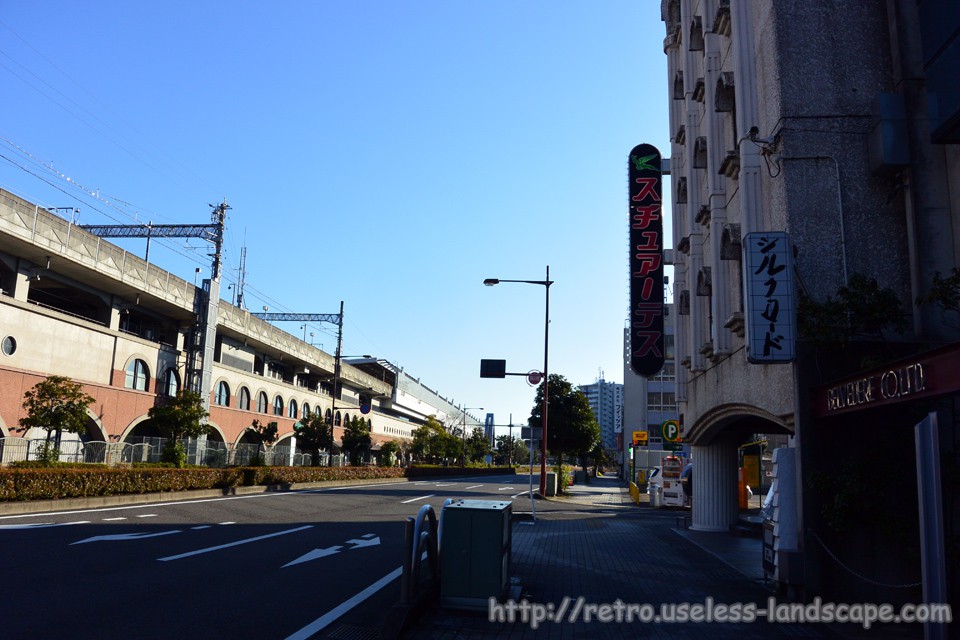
0;474;477;516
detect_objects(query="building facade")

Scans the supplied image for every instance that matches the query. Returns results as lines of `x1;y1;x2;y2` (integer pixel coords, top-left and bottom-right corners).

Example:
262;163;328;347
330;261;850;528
578;377;623;455
662;0;959;610
0;188;474;465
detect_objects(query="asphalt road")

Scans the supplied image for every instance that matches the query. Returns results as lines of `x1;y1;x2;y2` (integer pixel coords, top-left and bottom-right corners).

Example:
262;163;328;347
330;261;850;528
0;473;538;640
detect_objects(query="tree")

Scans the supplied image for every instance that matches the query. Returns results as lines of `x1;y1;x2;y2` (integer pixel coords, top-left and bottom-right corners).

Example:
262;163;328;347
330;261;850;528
411;415;459;464
248;419;279;466
147;390;210;467
465;427;492;463
379;440;399;466
494;434;528;466
19;375;95;464
293;412;332;466
528;373;600;488
589;443;610;476
342;416;372;466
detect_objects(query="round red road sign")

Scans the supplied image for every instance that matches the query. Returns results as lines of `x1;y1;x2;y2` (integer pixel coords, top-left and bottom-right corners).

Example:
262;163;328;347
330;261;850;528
527;371;543;385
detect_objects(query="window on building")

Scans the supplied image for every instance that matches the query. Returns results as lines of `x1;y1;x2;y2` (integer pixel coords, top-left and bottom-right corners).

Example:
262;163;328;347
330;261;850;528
335;411;342;427
125;359;149;391
273;395;284;416
257;391;268;413
325;408;332;425
288;399;298;419
239;387;251;411
161;369;180;397
665;334;676;360
302;403;311;420
215;381;231;406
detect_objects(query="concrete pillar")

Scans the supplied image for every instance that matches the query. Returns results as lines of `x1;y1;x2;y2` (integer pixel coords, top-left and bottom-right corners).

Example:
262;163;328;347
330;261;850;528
691;441;740;531
12;266;32;302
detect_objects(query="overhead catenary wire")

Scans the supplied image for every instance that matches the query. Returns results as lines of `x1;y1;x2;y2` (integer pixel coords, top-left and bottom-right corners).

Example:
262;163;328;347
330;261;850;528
0;18;222;197
0;20;342;346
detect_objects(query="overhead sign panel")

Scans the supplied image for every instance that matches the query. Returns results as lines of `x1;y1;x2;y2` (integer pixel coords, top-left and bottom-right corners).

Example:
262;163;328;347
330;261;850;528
480;359;507;378
628;143;665;377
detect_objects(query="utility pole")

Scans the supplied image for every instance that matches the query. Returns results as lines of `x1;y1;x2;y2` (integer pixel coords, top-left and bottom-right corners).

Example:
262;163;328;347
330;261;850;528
252;303;344;466
80;200;229;412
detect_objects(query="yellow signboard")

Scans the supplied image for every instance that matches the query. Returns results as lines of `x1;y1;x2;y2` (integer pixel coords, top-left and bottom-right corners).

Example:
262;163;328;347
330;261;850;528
632;431;648;446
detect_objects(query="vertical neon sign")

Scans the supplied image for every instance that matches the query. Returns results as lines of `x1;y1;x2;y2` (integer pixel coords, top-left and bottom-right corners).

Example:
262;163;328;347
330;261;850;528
628;143;665;377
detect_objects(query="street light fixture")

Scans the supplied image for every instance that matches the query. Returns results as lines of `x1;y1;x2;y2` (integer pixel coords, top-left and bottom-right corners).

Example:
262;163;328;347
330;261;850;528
327;342;375;468
460;406;484;465
483;265;553;496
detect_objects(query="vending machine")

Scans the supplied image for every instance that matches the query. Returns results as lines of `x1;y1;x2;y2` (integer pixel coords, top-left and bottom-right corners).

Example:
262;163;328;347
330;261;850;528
661;455;687;507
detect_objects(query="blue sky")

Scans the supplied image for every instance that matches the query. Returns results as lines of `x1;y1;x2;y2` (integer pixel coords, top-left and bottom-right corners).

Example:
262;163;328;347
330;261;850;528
0;2;671;434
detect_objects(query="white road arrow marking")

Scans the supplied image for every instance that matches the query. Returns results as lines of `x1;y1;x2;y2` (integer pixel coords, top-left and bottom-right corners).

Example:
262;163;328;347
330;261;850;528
0;521;89;530
282;545;343;568
72;530;182;544
346;534;380;549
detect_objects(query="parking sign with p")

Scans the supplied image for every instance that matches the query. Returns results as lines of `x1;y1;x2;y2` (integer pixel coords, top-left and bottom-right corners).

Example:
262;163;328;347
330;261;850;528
662;420;681;443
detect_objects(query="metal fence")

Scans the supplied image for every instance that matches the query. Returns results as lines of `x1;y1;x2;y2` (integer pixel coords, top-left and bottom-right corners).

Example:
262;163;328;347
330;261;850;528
0;436;343;468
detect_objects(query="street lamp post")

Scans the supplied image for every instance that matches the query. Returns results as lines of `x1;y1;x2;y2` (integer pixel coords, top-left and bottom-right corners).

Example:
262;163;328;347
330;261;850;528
327;349;373;467
484;265;552;496
460;406;484;465
328;302;344;467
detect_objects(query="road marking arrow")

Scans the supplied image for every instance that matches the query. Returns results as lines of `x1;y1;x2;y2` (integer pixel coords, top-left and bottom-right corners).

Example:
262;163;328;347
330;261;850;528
282;545;343;568
346;534;380;549
72;530;182;544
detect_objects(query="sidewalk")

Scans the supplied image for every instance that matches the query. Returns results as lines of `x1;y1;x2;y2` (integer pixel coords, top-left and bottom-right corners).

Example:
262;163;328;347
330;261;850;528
396;474;911;640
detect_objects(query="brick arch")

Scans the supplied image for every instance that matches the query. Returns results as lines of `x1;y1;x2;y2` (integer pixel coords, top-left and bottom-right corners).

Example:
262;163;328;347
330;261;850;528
120;354;153;392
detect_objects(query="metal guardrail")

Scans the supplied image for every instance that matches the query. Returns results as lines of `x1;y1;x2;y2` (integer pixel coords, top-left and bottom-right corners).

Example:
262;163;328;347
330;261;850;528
0;437;326;467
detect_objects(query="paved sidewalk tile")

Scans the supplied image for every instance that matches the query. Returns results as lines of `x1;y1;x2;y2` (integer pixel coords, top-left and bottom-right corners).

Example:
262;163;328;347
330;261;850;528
400;476;859;640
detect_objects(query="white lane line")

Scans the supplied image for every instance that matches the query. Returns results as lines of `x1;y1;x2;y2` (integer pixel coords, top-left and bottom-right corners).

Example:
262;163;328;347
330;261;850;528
219;522;236;526
102;517;127;521
400;494;435;504
191;525;211;530
465;485;483;490
0;481;415;520
497;487;515;491
0;476;515;521
511;491;530;499
157;525;313;562
135;514;158;518
284;566;402;640
72;530;182;545
0;521;89;530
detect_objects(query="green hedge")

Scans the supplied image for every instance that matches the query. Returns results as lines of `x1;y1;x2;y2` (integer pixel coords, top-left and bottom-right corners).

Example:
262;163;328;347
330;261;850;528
0;465;513;502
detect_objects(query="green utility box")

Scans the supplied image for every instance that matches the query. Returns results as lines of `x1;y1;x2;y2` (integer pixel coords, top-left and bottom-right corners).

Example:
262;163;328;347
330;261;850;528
440;499;512;609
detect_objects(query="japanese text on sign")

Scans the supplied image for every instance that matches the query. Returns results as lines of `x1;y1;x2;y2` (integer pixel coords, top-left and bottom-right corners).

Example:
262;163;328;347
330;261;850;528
743;232;796;363
628;143;665;377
